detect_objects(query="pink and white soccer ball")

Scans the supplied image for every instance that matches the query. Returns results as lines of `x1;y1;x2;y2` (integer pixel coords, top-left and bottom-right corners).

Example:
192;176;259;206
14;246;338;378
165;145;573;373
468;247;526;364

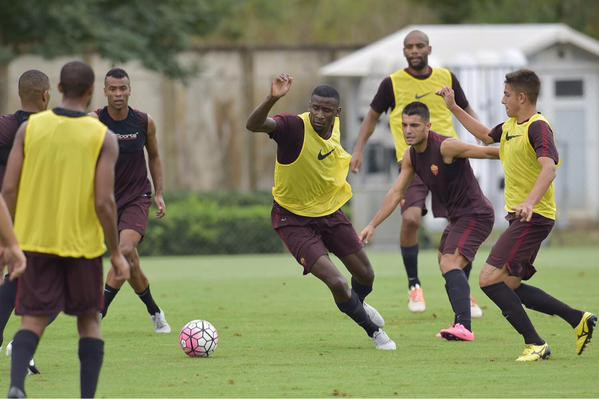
179;320;219;358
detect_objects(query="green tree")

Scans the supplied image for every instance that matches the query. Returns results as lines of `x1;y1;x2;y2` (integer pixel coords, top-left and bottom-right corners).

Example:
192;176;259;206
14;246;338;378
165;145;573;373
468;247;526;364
0;0;229;112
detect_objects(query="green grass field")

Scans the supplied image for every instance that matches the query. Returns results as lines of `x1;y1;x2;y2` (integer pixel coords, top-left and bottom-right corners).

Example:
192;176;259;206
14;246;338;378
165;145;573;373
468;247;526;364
1;247;598;398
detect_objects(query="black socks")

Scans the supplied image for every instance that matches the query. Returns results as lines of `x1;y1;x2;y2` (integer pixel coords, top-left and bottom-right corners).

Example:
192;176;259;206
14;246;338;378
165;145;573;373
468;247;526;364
79;337;104;398
515;283;584;328
482;282;544;345
137;286;161;316
351;277;372;303
336;291;379;337
443;269;471;331
10;330;39;394
401;245;420;288
101;284;119;318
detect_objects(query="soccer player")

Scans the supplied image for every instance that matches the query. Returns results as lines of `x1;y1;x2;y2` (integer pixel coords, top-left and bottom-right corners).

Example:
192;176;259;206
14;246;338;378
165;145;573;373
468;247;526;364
0;70;50;374
3;60;129;398
246;73;396;350
351;30;482;315
438;69;597;361
359;102;498;341
89;68;170;333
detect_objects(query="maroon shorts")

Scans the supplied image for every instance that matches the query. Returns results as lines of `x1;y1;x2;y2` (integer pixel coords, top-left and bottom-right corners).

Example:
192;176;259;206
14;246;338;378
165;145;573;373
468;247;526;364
16;252;104;316
486;213;555;280
439;214;494;262
272;202;363;274
118;193;151;237
398;164;428;215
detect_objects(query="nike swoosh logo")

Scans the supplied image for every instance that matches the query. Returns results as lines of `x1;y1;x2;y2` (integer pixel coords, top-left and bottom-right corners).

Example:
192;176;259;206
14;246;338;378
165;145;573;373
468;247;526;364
415;92;431;100
318;149;335;160
505;133;522;141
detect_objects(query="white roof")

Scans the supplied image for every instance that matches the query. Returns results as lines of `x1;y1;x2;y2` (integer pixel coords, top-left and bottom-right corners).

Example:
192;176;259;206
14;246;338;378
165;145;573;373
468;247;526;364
321;23;599;77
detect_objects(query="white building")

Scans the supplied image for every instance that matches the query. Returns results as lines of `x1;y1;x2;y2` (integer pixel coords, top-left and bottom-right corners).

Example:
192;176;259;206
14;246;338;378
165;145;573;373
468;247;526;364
321;23;599;248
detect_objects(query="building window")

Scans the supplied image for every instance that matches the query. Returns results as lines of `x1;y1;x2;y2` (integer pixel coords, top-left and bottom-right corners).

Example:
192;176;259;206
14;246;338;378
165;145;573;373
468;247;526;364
555;79;583;97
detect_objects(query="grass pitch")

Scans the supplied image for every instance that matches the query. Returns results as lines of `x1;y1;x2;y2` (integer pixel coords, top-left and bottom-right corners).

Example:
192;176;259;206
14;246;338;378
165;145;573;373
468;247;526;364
0;246;597;397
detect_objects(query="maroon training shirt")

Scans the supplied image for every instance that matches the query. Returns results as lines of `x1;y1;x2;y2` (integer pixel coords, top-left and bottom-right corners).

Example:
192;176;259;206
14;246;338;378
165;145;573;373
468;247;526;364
0;110;34;188
97;106;152;209
409;131;494;220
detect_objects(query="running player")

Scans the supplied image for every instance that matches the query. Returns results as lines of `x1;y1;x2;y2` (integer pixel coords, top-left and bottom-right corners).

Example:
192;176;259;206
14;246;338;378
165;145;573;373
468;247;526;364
246;73;395;350
0;70;50;374
90;68;170;333
359;102;498;341
351;29;481;315
3;60;129;398
438;69;596;361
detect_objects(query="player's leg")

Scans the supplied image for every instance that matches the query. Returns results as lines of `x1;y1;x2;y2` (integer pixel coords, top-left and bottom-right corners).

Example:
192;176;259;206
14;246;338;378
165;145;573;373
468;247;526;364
339;249;385;328
8;316;50;398
310;256;394;349
438;250;474;340
65;255;104;398
0;275;17;349
399;175;428;312
77;313;103;399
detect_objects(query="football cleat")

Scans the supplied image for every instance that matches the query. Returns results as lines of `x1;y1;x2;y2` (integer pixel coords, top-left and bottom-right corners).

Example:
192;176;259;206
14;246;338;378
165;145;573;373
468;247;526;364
372;329;396;350
575;312;597;355
470;295;483;318
439;323;475;342
151;309;172;333
408;284;426;313
516;343;551;362
363;302;385;328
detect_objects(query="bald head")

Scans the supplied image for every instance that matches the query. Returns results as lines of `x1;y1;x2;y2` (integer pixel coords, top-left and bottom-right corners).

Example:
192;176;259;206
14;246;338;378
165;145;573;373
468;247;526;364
18;70;50;106
404;30;429;46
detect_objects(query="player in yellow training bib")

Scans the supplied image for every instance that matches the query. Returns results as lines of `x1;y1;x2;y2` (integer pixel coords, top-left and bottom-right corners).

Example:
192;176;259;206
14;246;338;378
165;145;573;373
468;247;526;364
351;29;481;315
246;73;396;351
438;68;596;362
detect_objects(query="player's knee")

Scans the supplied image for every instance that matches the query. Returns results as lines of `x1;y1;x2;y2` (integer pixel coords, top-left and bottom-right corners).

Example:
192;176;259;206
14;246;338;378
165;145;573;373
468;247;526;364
402;213;421;231
119;241;136;259
327;275;349;296
478;265;497;287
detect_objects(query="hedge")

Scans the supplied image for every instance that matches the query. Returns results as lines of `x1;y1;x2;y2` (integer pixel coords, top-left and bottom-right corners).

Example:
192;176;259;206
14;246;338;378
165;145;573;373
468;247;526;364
139;192;283;256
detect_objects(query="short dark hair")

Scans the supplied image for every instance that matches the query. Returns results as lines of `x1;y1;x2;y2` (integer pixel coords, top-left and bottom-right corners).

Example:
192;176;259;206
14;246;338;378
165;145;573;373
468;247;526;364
105;67;130;83
402;101;430;122
18;70;49;101
311;85;340;103
59;61;95;98
505;69;541;104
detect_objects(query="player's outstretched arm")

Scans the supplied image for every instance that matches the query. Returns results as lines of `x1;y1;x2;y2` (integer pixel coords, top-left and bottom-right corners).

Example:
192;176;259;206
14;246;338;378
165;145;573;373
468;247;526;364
514;157;557;222
351;107;382;173
146;116;166;218
0;196;25;283
441;138;499;161
94;131;130;281
437;87;494;145
2;123;27;218
246;73;293;134
359;151;414;244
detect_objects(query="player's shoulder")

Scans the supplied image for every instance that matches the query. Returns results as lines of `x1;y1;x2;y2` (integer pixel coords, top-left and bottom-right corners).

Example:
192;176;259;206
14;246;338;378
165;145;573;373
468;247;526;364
129;107;150;127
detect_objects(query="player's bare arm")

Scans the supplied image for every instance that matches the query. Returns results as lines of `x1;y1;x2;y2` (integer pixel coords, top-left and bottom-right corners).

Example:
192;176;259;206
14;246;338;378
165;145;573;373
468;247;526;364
146;115;166;218
514;157;557;222
351;107;382;173
94;131;130;281
0;196;25;283
437;87;494;145
440;138;499;162
2;122;27;218
246;73;293;133
359;150;414;244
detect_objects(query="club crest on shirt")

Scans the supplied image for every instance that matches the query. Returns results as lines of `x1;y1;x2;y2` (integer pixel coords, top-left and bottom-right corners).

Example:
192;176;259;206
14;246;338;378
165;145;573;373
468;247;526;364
431;164;439;176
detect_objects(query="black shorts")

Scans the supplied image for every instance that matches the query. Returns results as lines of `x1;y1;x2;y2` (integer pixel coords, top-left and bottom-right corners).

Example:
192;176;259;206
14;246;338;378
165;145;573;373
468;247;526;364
16;252;104;316
439;214;494;262
118;193;152;237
